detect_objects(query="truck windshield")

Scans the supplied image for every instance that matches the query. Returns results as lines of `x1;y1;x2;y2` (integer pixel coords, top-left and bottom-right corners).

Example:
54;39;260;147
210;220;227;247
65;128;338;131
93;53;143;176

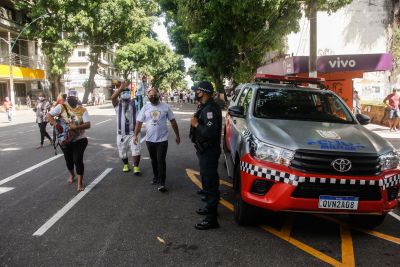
254;89;355;124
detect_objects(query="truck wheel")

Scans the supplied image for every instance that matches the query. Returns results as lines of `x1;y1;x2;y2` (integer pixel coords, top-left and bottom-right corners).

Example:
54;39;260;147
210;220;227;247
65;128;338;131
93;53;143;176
350;214;386;229
233;164;254;225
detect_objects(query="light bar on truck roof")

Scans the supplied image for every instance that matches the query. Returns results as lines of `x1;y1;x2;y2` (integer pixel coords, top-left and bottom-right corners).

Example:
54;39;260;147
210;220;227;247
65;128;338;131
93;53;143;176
254;74;325;86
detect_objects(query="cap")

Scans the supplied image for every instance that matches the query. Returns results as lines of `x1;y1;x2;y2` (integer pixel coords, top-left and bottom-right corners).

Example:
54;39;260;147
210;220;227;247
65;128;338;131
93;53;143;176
197;81;214;94
68;90;78;97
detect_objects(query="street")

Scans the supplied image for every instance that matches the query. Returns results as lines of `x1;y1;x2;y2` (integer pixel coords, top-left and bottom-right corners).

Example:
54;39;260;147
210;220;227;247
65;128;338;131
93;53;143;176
0;103;399;266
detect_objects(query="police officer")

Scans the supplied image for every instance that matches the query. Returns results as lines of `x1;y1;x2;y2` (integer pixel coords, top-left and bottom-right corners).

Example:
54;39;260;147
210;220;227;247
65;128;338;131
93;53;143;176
190;81;222;230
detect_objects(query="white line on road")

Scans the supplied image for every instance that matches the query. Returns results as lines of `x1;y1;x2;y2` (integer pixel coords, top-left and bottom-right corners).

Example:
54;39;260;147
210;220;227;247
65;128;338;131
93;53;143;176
0;187;14;195
18;129;35;134
140;137;146;143
389;211;400;222
95;119;112;126
0;154;63;186
33;168;113;236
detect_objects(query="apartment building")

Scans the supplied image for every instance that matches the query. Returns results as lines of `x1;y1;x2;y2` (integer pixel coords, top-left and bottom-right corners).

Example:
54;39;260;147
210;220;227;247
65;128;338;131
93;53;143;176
63;45;120;101
0;0;46;104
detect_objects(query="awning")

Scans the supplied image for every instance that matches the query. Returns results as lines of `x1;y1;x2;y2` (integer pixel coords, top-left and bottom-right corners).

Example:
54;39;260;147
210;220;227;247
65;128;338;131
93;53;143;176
0;64;45;80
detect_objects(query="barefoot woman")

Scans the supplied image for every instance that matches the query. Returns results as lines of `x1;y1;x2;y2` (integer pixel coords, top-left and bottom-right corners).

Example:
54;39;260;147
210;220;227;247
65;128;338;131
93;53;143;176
48;90;91;191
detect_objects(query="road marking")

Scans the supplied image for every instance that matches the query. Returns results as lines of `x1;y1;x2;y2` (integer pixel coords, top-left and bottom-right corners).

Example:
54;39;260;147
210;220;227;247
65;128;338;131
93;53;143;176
187;168;232;188
140;137;146;143
0;147;21;151
0;154;63;186
340;225;355;266
0;187;14;195
18;129;35;134
95;119;112;126
185;168;352;267
33;168;113;236
389;211;400;222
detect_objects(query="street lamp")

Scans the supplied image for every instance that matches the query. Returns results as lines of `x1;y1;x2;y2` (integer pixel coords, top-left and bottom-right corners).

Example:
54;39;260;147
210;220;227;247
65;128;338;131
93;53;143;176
4;13;50;113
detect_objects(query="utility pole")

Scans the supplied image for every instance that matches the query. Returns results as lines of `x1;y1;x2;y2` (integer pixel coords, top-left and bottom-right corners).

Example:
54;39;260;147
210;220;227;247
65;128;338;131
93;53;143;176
309;0;317;78
8;31;15;113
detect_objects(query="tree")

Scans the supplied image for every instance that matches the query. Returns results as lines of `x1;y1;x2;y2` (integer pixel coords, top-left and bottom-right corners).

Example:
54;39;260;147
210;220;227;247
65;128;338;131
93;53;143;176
158;0;353;86
115;37;186;92
72;0;159;103
17;0;80;96
188;65;211;83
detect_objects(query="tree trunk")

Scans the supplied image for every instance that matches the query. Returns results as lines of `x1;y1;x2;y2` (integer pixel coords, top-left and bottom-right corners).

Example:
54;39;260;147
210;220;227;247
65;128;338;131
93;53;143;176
54;75;62;97
83;49;100;104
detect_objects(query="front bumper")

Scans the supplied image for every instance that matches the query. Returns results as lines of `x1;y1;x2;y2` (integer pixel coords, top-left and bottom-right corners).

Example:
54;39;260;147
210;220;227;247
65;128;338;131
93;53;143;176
240;154;400;215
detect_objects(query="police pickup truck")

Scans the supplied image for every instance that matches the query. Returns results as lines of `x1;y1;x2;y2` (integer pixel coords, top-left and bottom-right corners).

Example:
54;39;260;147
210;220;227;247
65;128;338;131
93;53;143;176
223;74;400;228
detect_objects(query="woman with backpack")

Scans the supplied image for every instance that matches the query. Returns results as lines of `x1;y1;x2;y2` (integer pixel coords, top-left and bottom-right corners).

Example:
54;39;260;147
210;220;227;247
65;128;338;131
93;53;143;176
34;93;52;149
47;90;91;192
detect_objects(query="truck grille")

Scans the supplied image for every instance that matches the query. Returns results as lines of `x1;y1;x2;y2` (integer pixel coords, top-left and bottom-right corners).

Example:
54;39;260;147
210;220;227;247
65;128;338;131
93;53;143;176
290;150;380;176
292;182;382;201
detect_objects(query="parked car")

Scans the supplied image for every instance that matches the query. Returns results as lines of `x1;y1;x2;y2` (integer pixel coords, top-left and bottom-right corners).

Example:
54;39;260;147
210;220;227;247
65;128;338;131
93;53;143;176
224;74;400;228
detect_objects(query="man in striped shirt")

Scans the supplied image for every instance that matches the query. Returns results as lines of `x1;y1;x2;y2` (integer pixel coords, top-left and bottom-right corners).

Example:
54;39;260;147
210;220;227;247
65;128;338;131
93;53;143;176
111;82;141;174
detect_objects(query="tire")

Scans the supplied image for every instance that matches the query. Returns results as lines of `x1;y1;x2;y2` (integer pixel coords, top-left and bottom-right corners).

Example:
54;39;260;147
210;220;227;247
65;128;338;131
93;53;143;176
233;163;254;225
350;214;387;229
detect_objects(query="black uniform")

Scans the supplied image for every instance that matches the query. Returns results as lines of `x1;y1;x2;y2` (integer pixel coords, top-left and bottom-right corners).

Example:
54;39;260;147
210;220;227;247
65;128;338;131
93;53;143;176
191;98;222;222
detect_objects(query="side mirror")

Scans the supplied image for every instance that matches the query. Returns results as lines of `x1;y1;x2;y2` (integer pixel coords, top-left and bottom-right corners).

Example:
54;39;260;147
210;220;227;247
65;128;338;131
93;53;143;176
228;106;245;118
356;113;370;125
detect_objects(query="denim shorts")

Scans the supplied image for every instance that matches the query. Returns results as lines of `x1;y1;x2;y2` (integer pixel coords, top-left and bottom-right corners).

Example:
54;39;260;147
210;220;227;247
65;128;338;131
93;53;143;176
389;108;400;119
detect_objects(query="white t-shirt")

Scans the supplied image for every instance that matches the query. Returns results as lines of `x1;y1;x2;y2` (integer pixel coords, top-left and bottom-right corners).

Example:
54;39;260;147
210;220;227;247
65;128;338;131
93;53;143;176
49;104;90;140
137;102;175;142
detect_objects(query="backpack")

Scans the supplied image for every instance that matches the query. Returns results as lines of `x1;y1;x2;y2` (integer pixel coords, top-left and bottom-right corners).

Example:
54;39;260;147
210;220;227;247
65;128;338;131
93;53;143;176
53;104;78;154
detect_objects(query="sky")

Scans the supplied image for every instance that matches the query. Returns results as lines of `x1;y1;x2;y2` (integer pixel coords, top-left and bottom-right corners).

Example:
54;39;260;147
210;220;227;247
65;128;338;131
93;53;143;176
153;16;194;88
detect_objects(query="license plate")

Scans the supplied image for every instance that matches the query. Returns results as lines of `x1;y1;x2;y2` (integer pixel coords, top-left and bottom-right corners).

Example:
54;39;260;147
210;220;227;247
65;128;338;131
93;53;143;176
318;195;359;210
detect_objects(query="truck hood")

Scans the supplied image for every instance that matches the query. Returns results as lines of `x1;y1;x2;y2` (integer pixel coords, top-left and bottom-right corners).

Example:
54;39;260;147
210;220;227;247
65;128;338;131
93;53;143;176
248;118;394;155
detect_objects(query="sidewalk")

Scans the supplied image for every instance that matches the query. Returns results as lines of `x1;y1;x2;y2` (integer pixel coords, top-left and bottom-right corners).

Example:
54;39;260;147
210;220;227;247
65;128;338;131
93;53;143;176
0;102;114;128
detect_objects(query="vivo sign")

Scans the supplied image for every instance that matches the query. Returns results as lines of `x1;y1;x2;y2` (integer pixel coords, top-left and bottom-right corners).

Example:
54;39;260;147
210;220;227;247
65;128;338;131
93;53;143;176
328;57;356;69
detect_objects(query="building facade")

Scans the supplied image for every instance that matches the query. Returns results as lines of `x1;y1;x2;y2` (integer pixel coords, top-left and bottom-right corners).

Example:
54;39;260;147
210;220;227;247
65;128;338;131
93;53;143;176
0;0;46;105
63;45;120;101
285;0;394;102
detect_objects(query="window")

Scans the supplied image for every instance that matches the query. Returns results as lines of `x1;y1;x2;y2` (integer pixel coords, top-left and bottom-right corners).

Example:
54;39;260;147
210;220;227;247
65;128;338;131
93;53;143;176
242;89;253;115
237;87;249;107
79;68;86;74
78;51;86;57
254;89;355;124
14;83;26;97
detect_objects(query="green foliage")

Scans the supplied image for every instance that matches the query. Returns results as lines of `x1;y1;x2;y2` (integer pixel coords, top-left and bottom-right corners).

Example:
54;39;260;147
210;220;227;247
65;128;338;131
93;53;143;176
188;65;211;82
20;0;79;80
392;28;400;67
115;38;186;92
158;0;352;85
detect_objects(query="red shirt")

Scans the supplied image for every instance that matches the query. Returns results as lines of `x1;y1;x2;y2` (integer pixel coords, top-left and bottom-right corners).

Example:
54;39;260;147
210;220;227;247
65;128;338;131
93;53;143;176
384;93;400;109
3;100;12;109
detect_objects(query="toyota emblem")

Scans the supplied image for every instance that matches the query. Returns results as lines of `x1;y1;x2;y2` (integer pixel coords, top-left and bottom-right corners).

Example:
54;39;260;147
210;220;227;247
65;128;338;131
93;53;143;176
331;158;352;172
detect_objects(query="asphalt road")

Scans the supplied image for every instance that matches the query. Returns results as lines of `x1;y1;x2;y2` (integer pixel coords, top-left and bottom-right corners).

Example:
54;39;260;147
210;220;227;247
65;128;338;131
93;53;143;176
0;102;399;266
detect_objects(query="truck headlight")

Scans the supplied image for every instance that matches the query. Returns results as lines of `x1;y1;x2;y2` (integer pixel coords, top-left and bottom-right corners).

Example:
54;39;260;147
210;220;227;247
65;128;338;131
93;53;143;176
252;140;294;166
379;151;400;170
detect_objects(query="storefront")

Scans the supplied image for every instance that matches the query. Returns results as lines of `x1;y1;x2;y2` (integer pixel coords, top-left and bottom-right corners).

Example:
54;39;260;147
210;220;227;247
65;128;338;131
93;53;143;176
0;64;45;103
257;53;392;108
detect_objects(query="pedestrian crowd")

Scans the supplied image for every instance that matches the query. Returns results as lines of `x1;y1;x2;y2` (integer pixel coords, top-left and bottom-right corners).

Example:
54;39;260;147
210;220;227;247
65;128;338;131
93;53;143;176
7;79;222;230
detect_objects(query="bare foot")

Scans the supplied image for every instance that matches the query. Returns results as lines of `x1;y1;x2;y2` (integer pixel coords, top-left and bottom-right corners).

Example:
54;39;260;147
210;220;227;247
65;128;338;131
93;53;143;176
77;185;85;192
68;175;75;184
36;145;43;149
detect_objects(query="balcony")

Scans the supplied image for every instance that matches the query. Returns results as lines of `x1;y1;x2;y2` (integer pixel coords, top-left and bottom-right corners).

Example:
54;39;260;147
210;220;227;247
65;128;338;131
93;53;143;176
0;51;45;69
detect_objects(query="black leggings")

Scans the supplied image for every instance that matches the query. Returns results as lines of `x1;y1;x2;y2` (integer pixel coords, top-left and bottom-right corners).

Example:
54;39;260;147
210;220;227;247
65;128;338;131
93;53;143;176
146;141;168;186
38;122;52;145
61;138;88;175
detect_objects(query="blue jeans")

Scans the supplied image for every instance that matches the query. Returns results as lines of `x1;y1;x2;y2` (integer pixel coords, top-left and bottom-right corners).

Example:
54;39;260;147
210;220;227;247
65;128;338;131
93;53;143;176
5;109;12;121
